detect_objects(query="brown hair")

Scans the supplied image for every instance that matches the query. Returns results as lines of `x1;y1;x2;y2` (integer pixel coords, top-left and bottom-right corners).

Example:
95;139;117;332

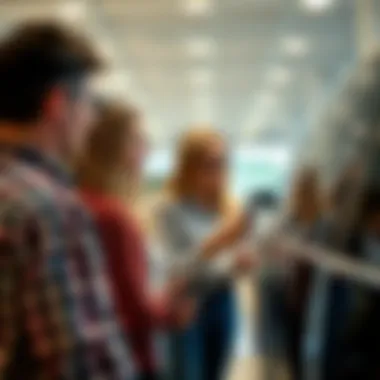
76;100;139;196
168;127;235;216
0;20;102;123
289;167;322;224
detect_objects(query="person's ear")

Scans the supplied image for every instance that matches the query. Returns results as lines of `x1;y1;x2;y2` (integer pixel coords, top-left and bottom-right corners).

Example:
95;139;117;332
42;87;67;122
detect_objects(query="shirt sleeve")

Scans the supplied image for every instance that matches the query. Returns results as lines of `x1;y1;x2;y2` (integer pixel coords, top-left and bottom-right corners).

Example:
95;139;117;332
155;203;235;295
0;195;135;380
0;199;27;374
96;209;175;331
0;198;72;378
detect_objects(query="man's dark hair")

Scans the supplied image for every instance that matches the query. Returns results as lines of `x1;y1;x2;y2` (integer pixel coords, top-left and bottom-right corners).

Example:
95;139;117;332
0;20;103;123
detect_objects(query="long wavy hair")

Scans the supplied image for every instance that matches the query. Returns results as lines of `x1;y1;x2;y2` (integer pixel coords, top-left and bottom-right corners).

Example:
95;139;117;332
167;127;237;217
288;166;323;224
76;100;140;199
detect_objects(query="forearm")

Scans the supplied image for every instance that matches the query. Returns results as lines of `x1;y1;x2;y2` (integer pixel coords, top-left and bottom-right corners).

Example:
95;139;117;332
199;211;251;259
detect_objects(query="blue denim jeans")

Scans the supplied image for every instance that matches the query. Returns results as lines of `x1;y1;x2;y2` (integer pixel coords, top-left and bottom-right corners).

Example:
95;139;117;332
165;287;237;380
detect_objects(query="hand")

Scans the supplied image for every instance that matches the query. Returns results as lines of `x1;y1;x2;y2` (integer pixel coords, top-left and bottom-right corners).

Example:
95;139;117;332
172;297;198;328
233;249;256;275
164;276;190;302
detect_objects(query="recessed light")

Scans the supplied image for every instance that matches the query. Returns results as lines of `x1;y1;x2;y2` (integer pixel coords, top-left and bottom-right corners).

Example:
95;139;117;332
282;36;309;57
301;0;334;12
58;1;86;22
186;37;217;58
182;0;214;16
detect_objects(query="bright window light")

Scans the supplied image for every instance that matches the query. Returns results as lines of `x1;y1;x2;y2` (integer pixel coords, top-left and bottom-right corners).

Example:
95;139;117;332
282;36;309;57
182;0;214;16
302;0;334;12
186;37;217;58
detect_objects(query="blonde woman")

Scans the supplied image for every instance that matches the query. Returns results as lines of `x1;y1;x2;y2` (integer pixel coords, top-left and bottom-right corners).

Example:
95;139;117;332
77;101;195;380
154;128;252;380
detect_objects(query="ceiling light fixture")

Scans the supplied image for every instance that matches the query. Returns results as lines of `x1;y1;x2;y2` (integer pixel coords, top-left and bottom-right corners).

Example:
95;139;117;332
186;37;217;58
182;0;214;16
282;36;309;57
301;0;334;12
58;1;86;22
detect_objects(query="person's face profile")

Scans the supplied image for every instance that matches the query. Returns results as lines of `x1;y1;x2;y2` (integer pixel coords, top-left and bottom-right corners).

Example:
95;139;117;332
63;81;96;158
195;142;227;196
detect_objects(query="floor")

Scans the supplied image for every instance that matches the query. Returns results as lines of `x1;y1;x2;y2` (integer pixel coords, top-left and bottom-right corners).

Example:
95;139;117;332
228;277;258;380
228;277;289;380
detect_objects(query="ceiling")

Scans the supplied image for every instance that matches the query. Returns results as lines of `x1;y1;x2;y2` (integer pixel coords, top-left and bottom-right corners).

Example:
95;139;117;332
0;0;365;148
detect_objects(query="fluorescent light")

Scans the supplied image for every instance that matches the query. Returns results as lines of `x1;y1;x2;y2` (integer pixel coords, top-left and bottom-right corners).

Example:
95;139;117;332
266;66;292;86
302;0;334;12
182;0;214;16
282;36;309;57
189;68;213;87
58;1;86;22
186;37;216;58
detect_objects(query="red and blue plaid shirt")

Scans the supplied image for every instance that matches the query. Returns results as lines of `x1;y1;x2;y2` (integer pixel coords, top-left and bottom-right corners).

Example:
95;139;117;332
0;146;135;379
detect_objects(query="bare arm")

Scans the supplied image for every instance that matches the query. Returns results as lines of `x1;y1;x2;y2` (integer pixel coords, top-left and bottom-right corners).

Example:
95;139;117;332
199;210;252;259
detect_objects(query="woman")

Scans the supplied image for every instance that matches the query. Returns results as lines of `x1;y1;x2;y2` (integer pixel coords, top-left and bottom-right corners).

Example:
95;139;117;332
154;128;250;380
303;162;365;380
285;168;325;379
77;101;195;380
258;167;323;380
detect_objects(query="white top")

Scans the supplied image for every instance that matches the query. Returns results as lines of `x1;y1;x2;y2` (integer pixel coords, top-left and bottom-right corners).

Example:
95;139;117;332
153;199;236;295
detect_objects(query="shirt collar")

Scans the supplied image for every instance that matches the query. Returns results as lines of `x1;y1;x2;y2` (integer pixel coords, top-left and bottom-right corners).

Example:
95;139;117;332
0;143;74;187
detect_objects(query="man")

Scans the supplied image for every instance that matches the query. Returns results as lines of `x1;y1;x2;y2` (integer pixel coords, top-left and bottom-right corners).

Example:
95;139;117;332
0;21;134;379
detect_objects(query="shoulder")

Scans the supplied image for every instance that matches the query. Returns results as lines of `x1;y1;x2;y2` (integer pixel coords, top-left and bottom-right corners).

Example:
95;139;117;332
151;194;182;221
223;196;244;220
0;158;81;217
81;193;140;238
0;164;63;225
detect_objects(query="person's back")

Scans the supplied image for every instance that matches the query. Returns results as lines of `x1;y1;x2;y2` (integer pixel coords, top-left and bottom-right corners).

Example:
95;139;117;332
0;21;134;379
0;148;130;379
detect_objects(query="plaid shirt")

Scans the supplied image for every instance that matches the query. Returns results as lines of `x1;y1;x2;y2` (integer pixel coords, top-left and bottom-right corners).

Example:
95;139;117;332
0;146;135;380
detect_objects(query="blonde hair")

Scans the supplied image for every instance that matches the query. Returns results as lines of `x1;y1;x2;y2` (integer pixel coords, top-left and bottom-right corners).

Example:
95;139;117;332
168;127;237;217
289;166;322;223
76;100;140;198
